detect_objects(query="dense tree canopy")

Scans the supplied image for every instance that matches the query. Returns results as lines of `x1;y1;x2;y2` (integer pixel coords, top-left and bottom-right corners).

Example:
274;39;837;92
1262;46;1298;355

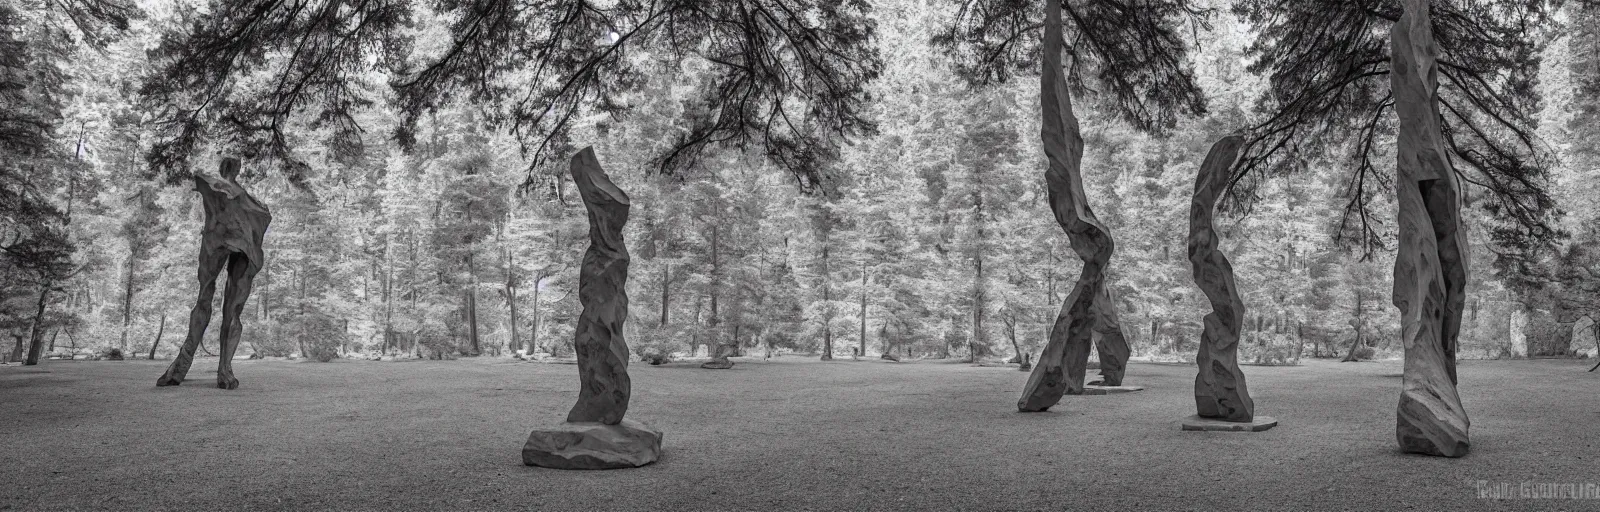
1230;0;1565;256
932;0;1210;133
139;0;882;191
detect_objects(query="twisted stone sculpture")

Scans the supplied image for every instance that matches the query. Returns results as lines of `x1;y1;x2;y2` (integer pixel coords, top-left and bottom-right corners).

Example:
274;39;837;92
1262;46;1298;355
525;148;661;470
1187;135;1255;422
565;147;634;425
1389;0;1470;457
157;158;270;390
1017;0;1128;411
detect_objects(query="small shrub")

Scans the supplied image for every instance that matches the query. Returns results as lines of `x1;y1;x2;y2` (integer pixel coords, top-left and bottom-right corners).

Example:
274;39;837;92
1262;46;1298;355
631;335;682;365
640;350;672;365
1244;332;1303;365
253;320;296;358
102;347;124;361
1352;345;1376;361
1253;345;1297;366
415;320;456;360
295;312;345;362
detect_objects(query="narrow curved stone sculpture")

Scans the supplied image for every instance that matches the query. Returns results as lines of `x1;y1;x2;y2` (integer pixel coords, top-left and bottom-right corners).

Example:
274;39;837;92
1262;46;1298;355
565;147;634;425
157;158;270;390
1389;0;1470;457
1017;0;1123;412
1091;288;1130;387
526;148;660;470
1187;135;1255;422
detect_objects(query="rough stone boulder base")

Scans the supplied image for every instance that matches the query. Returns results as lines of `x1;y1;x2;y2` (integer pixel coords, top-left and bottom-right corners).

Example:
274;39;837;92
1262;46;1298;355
523;419;663;470
566;148;634;425
1389;0;1470;458
700;358;734;369
1187;135;1256;422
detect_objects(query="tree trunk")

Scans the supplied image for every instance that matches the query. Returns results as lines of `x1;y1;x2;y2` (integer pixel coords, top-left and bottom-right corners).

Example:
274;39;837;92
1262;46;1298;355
1292;321;1305;363
261;255;270;321
1006;316;1022;362
1150;319;1159;350
24;286;50;365
466;289;480;355
383;260;394;355
148;314;167;359
1343;329;1363;362
971;163;986;364
1509;305;1529;357
859;261;868;357
120;257;135;351
1344;293;1364;362
660;264;670;326
531;276;542;354
297;268;307;358
709;223;723;357
821;244;833;361
506;249;519;355
467;252;480;355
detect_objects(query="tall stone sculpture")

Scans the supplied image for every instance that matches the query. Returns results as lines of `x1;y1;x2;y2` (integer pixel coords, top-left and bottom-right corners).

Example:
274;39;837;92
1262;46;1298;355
157;158;270;390
524;148;662;469
1180;136;1274;432
1017;0;1129;411
1389;0;1470;457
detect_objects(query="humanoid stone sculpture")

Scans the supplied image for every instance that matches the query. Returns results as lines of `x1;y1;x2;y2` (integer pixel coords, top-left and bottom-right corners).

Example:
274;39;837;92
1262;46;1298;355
1389;0;1470;457
157;158;270;390
524;148;661;469
1186;136;1256;422
1017;0;1129;412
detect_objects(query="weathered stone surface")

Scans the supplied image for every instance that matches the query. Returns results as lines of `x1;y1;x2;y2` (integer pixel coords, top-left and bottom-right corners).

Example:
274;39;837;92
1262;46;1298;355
158;158;271;390
1187;136;1256;422
1389;1;1470;458
1180;415;1278;432
1093;287;1130;386
1018;0;1124;413
566;148;634;425
523;419;662;470
700;358;734;369
1078;385;1145;396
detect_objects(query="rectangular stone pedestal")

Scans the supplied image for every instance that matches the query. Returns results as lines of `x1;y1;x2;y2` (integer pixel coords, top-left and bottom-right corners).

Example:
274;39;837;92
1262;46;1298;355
1180;415;1277;432
1073;385;1145;395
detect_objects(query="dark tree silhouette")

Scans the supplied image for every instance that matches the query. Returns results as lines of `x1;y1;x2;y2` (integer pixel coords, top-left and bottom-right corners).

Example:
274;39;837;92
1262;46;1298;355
1228;0;1566;257
0;1;124;365
932;0;1210;133
138;1;882;191
137;0;411;185
1569;1;1600;180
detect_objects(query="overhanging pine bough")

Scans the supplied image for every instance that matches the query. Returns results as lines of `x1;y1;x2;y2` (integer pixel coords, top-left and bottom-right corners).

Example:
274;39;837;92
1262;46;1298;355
141;0;883;192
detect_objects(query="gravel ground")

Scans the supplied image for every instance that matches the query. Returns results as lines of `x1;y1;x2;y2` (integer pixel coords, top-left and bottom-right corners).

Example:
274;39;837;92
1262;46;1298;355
1;355;1596;511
